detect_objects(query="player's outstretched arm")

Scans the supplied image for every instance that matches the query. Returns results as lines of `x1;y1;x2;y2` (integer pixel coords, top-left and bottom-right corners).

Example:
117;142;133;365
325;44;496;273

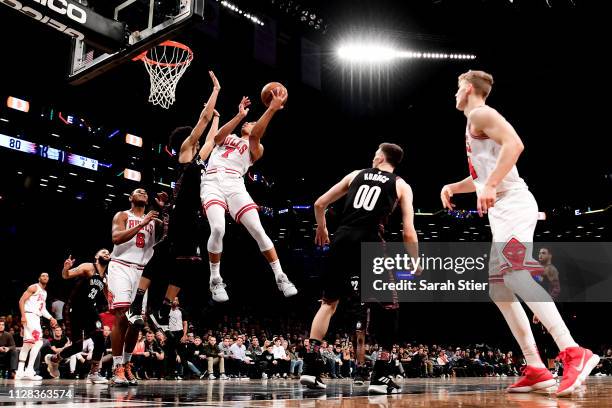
313;170;360;246
61;256;93;279
213;97;251;145
397;179;420;274
469;107;524;216
199;113;220;161
249;87;287;162
179;71;221;163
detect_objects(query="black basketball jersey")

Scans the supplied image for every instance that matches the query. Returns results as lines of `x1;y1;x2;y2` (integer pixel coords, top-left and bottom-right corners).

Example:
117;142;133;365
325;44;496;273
338;168;399;233
68;268;107;313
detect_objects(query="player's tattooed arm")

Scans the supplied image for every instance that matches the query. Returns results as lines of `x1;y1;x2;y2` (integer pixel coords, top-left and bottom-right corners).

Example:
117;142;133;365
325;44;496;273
179;71;221;164
397;179;421;275
61;256;93;279
314;170;360;246
213;97;251;145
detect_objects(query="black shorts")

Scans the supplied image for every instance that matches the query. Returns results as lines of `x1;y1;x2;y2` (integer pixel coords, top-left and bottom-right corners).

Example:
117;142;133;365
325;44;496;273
63;304;102;341
321;227;383;302
166;211;205;258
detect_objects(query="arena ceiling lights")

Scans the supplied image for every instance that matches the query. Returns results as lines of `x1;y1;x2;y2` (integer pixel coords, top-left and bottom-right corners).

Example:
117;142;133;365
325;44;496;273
337;43;477;64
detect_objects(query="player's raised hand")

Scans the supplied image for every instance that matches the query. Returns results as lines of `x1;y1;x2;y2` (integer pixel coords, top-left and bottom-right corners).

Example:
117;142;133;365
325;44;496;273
315;225;330;247
155;192;169;208
209;70;220;91
269;87;287;111
440;185;455;210
50;318;58;328
64;255;75;270
238;96;251;117
142;210;160;226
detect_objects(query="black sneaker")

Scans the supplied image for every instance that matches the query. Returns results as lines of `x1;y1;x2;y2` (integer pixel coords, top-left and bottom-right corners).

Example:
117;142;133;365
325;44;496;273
368;375;401;394
300;374;326;389
354;376;365;386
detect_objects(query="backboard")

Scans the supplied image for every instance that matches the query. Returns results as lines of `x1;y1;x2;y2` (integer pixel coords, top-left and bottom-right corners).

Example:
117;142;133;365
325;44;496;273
68;0;204;84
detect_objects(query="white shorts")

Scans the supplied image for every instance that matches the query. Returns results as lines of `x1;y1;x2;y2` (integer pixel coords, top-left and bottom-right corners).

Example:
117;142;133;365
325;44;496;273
200;171;258;224
23;312;42;344
487;188;543;283
107;259;144;310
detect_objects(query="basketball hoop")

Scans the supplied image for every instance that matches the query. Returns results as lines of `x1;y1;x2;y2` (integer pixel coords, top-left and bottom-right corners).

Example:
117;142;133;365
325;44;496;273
134;40;194;109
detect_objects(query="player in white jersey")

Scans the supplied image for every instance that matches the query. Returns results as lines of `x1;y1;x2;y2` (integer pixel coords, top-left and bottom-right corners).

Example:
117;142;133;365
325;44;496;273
108;187;161;386
17;272;57;380
441;70;598;397
200;90;297;302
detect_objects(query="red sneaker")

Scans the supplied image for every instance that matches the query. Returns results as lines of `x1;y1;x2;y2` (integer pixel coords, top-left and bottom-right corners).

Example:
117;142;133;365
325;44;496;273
556;347;600;397
507;366;556;393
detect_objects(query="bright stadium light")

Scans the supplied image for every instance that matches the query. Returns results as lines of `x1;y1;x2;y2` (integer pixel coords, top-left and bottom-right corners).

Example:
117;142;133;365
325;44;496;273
337;42;476;63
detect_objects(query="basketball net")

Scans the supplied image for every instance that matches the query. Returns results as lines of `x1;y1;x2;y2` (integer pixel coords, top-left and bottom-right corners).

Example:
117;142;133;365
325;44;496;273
135;41;193;109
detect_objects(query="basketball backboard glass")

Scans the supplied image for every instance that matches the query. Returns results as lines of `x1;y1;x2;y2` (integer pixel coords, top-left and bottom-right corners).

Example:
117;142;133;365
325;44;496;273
69;0;204;84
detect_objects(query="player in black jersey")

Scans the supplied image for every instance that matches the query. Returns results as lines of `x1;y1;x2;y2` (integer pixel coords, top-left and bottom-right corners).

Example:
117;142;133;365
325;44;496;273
45;249;110;384
127;71;221;334
300;143;420;393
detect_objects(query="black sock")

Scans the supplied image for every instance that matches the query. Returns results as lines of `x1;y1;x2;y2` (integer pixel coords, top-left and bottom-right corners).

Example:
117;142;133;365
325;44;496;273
372;359;389;380
131;288;146;313
308;338;322;354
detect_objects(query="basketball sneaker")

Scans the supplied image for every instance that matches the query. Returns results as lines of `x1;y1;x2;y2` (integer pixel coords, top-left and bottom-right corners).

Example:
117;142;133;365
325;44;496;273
210;279;229;303
300;374;326;389
506;366;556;393
45;354;61;379
87;372;109;384
23;369;42;381
276;274;298;297
124;362;138;386
14;369;25;380
368;375;401;394
556;347;600;397
111;366;129;387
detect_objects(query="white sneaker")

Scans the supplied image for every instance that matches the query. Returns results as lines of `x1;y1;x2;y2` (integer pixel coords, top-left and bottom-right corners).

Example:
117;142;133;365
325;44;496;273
23;370;42;381
262;372;268;380
209;374;216;380
14;369;25;380
501;373;507;377
219;374;228;380
45;354;61;378
210;280;229;302
88;372;109;384
396;375;403;380
276;274;298;297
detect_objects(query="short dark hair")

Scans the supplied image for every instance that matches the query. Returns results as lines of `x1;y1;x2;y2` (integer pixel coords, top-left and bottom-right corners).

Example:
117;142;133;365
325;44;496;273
379;143;404;167
168;126;193;153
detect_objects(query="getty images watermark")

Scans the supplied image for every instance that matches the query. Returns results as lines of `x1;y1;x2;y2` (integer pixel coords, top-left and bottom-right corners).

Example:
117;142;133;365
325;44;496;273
361;242;612;303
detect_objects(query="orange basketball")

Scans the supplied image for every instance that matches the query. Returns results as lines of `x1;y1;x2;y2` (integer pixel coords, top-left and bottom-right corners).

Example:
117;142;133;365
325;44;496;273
261;81;288;108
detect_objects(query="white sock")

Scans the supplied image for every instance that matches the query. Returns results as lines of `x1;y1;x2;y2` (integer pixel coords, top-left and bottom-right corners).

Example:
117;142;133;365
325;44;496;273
26;341;43;372
123;352;132;364
270;259;284;280
113;356;123;368
490;283;545;368
504;270;579;351
210;262;221;283
18;343;32;372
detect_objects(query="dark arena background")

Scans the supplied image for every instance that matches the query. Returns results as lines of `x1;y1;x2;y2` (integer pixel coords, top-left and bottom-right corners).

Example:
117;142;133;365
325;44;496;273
0;0;611;406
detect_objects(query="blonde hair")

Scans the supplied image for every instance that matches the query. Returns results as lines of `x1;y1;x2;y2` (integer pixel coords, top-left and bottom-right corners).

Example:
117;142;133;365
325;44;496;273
458;70;494;98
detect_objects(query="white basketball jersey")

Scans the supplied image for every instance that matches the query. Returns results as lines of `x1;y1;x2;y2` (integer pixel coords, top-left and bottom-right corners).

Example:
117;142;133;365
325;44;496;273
111;210;155;266
207;135;252;176
24;284;47;316
466;122;527;194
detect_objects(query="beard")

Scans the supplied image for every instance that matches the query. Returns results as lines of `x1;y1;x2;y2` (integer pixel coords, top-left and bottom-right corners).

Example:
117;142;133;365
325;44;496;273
97;257;110;266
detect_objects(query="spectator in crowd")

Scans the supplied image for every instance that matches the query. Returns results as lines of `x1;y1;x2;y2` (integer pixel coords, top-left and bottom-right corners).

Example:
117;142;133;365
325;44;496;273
389;346;405;379
594;348;612;377
143;331;164;379
0;319;17;378
183;336;207;379
51;297;65;326
131;331;146;380
229;335;252;378
68;338;93;379
288;344;303;379
321;343;337;378
271;337;290;378
204;335;227;380
435;349;451;378
246;337;265;378
166;297;188;380
260;343;277;379
42;326;69;377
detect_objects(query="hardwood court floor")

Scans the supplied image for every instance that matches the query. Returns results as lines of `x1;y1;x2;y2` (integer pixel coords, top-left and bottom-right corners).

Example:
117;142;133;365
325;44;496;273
0;376;610;407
